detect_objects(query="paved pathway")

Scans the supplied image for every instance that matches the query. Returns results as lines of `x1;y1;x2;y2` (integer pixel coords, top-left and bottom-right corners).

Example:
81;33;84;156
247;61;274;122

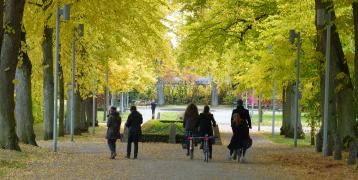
5;133;296;180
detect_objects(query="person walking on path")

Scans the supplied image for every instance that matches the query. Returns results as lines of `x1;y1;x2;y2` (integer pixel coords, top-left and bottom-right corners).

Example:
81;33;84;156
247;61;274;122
183;103;199;156
228;99;252;163
198;105;217;159
106;106;122;159
125;106;143;159
150;99;157;119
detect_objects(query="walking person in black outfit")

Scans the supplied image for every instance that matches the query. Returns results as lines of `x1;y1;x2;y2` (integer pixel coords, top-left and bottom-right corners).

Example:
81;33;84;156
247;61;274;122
198;105;217;159
150;99;157;119
106;106;121;159
125;106;143;159
228;99;252;163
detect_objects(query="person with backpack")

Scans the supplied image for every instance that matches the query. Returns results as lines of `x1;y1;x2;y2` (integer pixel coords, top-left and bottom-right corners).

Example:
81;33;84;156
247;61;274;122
106;106;122;159
198;105;217;159
125;106;143;159
227;99;252;163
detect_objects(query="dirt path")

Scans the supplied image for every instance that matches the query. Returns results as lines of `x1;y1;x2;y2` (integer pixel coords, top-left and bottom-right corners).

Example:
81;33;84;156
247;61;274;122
3;132;358;180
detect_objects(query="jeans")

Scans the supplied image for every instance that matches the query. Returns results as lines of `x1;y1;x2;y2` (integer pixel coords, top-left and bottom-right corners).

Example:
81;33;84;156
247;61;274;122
127;134;140;158
108;139;117;154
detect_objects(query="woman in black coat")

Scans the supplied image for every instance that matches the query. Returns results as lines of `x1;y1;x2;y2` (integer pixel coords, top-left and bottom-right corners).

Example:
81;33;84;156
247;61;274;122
106;107;121;159
198;105;216;159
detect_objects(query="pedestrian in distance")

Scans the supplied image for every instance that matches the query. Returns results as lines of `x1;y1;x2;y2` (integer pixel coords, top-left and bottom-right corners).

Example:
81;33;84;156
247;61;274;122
227;99;252;163
106;106;122;159
125;105;143;159
150;99;157;119
183;103;199;156
198;105;217;159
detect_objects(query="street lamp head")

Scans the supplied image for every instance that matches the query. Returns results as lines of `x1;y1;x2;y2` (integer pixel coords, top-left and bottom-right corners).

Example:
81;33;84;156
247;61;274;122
78;24;84;37
289;29;296;43
62;4;71;21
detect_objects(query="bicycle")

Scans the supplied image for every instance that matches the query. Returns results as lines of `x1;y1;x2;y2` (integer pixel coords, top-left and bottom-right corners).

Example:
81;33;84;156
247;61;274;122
187;135;215;162
202;135;215;162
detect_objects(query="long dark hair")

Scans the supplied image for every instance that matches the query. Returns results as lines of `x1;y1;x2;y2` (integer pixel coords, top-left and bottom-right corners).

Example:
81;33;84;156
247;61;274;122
184;103;199;120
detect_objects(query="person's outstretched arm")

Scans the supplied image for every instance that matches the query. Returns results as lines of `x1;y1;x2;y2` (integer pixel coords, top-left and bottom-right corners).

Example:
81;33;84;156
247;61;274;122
211;114;217;127
246;110;252;129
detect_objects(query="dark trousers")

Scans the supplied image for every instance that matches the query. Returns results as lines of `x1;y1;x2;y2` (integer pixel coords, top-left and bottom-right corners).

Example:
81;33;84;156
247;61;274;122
127;134;140;157
108;139;117;154
151;109;155;119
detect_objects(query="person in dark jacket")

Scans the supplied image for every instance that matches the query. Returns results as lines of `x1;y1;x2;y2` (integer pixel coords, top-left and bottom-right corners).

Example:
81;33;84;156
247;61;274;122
227;99;252;163
150;100;157;119
125;106;143;159
198;105;217;159
106;106;121;159
183;103;199;156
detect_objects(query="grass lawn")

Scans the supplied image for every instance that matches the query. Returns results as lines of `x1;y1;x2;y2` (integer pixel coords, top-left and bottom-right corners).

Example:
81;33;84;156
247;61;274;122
159;112;181;121
250;113;308;127
142;120;185;135
142;112;184;135
259;132;313;147
97;110;130;122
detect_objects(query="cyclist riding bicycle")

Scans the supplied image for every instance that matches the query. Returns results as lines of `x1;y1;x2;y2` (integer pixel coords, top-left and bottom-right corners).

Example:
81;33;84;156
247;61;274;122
183;103;199;156
198;105;217;159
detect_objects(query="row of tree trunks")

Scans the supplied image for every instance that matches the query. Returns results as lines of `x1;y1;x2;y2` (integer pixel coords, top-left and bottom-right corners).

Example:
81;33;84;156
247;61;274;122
315;0;357;164
0;0;26;150
14;30;37;146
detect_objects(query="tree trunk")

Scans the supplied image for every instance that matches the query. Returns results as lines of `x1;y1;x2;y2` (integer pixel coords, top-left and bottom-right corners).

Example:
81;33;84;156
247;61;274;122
58;65;65;136
281;86;287;135
15;29;37;146
42;26;54;140
281;84;304;138
79;98;88;132
65;86;71;134
315;0;336;155
0;0;25;150
353;2;358;102
327;4;357;164
85;98;94;127
74;91;82;135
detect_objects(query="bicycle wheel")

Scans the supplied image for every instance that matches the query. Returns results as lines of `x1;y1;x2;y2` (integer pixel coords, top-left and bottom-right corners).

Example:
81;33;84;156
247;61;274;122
204;141;208;162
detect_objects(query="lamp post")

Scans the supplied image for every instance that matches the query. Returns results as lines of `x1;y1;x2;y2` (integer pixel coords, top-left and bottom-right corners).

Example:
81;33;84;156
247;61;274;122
70;24;84;142
289;29;301;148
54;4;70;152
317;7;332;157
92;79;96;135
269;44;276;137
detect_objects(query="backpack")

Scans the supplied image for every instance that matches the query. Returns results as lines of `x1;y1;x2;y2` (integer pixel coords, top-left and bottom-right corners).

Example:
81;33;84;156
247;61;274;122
232;113;242;126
